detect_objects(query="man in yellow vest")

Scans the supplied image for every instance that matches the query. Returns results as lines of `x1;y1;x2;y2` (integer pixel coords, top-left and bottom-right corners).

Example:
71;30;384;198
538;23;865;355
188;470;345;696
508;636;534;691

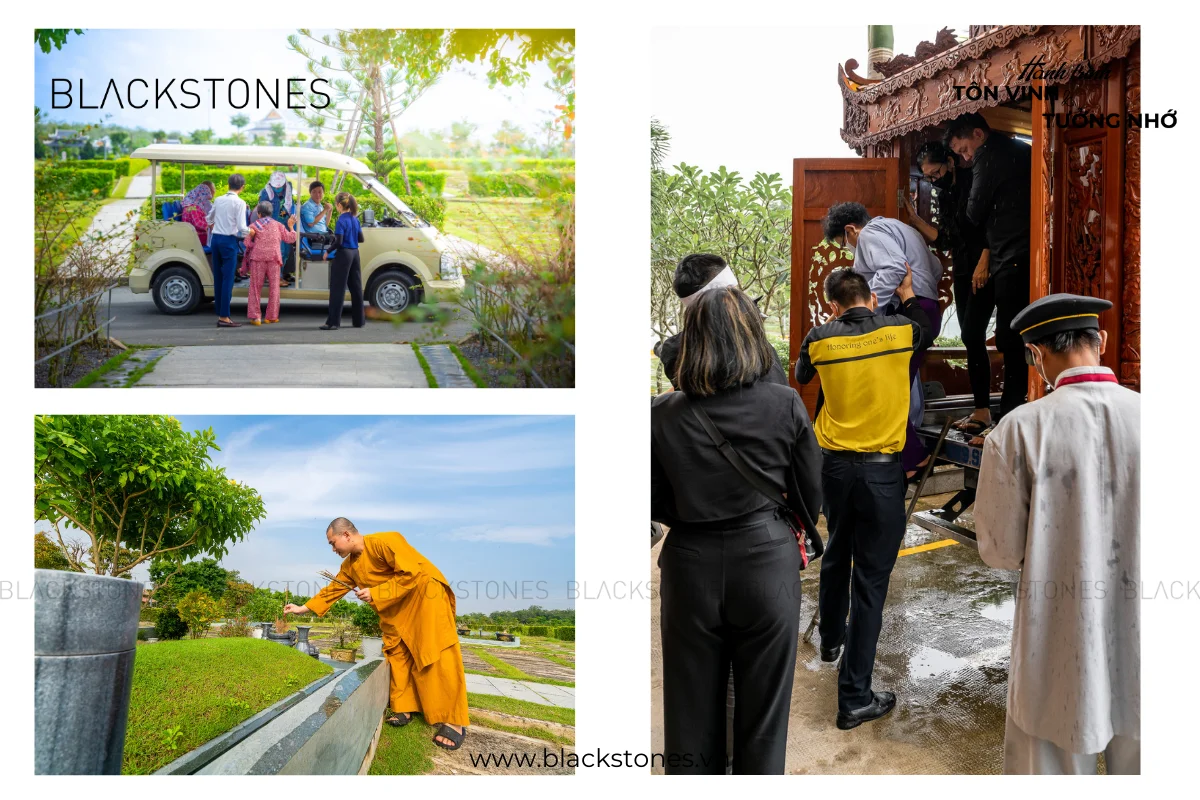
285;517;469;750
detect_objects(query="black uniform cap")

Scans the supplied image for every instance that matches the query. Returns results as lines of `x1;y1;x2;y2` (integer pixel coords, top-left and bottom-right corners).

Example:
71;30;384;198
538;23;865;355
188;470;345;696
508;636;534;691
1010;293;1113;344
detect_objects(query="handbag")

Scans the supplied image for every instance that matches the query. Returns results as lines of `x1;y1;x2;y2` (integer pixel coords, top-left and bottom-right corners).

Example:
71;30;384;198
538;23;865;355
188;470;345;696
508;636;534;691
688;398;823;569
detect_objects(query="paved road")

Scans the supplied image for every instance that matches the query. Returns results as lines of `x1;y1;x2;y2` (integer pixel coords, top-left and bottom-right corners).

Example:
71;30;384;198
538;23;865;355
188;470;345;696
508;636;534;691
108;286;472;346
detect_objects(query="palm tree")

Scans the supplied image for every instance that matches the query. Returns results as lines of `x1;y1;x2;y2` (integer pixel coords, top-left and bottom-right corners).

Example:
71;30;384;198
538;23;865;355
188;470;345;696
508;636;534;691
230;113;250;144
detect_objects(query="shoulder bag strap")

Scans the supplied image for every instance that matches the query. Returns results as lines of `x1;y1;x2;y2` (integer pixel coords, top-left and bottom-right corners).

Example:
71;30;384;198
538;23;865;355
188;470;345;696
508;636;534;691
687;398;790;510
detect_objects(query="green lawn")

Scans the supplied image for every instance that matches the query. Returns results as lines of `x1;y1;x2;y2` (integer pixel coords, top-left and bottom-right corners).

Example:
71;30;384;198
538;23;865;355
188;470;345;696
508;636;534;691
369;710;438;775
464;645;575;688
442;198;558;254
122;638;332;774
467;693;575;726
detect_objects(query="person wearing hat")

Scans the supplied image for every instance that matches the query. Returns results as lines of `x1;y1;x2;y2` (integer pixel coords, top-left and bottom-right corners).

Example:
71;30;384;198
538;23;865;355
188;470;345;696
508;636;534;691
974;293;1140;774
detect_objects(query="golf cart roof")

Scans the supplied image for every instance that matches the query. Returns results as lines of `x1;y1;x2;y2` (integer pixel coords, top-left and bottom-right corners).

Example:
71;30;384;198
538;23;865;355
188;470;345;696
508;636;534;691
129;144;373;174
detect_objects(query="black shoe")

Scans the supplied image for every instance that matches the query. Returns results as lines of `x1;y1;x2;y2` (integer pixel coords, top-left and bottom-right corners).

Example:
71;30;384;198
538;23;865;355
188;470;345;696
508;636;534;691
836;691;896;730
320;324;339;330
820;643;843;663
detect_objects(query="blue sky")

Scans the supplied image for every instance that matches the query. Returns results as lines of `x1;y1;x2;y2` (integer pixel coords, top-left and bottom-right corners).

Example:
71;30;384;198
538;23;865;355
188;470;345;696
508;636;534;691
159;416;575;613
35;29;561;142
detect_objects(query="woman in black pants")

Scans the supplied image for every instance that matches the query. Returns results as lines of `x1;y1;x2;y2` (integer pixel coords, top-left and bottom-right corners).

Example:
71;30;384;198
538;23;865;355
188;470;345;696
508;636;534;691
321;192;365;330
651;286;823;774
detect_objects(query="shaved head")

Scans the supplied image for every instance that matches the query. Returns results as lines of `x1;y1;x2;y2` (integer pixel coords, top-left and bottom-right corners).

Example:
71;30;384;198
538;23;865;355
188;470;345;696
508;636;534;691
327;517;358;536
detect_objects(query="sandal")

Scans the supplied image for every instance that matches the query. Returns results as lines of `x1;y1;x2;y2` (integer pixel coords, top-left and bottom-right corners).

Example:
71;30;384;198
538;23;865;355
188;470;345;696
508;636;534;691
953;416;991;436
217;319;241;328
432;724;466;751
386;712;412;728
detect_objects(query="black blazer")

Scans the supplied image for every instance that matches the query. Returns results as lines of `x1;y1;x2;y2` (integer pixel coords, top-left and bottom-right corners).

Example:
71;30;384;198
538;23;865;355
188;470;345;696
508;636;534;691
651;379;823;531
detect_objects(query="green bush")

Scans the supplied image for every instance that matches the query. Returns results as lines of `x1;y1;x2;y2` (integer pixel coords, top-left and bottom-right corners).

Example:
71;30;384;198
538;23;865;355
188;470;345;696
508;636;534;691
67;158;131;177
154;607;189;640
139;606;159;623
387;170;447;197
553;626;575;642
331;194;447;230
136;627;156;641
468;170;575;198
45;168;116;199
127;158;150;177
351;602;382;638
523;625;551;637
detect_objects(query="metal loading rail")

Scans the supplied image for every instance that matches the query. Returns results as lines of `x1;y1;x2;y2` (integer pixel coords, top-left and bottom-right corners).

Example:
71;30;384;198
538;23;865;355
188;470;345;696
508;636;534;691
910;421;987;547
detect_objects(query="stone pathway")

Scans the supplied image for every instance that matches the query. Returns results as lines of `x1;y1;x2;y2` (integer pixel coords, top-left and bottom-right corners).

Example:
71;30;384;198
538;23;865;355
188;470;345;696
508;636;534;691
80;173;152;272
465;674;575;709
130;343;430;387
419;344;475;387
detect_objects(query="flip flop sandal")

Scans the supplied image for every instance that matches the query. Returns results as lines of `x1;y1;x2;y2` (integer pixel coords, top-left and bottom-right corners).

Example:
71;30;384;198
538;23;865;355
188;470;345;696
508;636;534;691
432;724;466;751
953;416;991;435
217;320;241;328
386;713;412;728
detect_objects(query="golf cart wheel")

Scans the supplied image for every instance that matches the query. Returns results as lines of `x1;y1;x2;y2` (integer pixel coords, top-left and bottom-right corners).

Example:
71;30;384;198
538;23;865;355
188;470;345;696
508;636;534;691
368;269;417;314
152;266;202;315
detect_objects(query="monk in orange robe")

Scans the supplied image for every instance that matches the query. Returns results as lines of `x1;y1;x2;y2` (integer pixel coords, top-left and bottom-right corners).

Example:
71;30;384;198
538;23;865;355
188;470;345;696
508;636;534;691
285;517;469;749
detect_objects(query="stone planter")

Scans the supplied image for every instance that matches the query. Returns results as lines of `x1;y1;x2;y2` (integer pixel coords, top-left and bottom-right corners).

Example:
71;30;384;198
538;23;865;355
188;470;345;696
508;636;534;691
496;632;515;642
35;569;143;774
360;636;383;659
265;629;295;646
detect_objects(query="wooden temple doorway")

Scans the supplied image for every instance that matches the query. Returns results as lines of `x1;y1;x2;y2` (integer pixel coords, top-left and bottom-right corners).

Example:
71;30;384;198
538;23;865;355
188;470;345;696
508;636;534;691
790;25;1140;417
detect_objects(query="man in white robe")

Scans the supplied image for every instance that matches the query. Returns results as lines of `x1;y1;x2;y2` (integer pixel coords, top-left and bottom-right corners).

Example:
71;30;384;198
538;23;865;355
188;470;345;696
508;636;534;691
975;293;1139;775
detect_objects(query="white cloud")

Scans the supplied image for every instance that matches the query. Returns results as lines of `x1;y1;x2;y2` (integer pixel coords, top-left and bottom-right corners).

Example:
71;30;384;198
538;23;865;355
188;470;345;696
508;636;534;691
444;524;574;547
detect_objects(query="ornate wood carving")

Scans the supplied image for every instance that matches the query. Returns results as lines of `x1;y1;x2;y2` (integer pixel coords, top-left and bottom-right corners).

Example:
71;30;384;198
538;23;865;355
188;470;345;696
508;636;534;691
872;28;959;78
1121;43;1141;391
838;25;1140;153
1063;140;1105;297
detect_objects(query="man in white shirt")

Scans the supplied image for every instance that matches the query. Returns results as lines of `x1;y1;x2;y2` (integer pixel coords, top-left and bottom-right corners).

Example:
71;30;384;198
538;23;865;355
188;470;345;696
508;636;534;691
205;173;251;328
975;293;1140;775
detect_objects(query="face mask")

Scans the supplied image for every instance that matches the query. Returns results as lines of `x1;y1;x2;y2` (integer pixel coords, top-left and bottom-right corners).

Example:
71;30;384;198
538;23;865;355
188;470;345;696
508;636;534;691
1026;345;1052;391
933;172;953;190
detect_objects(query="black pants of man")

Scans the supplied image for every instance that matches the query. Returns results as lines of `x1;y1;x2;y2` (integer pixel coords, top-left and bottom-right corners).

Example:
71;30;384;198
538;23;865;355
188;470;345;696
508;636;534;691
992;256;1031;418
817;454;906;715
659;512;802;774
326;248;365;328
953;267;998;411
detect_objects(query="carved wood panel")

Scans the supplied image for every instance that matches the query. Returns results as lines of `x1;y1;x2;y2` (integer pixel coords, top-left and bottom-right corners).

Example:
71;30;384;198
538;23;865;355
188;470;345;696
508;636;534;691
1121;43;1141;391
839;25;1140;153
1051;62;1126;377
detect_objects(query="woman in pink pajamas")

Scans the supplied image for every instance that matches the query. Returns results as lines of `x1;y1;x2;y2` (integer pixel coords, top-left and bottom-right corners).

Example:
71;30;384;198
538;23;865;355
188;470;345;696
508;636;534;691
244;200;298;325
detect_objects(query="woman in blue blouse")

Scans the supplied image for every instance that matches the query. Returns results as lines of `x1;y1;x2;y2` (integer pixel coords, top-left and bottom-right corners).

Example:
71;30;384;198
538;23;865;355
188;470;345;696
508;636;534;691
321;192;366;330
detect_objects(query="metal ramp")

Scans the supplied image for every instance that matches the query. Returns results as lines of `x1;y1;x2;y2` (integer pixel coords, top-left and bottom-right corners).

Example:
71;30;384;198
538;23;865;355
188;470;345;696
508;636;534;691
910;420;987;547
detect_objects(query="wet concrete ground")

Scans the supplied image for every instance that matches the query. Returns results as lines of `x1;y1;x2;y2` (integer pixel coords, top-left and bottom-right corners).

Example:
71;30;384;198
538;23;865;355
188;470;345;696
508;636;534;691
650;493;1018;774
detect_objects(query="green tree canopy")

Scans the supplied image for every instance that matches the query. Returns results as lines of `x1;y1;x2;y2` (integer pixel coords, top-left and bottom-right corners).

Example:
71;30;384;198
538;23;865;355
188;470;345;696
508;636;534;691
34;415;266;578
35;29;84;53
176;588;221;639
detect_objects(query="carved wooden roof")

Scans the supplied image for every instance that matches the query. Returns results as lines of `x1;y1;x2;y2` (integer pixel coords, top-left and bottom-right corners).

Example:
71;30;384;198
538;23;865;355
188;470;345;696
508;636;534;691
838;25;1140;154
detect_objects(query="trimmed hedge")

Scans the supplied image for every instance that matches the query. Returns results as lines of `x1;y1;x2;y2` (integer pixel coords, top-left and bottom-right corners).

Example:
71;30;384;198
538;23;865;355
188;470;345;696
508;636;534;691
59;158;132;177
387;170;446;197
149;192;447;232
468;170;575;198
46;168;117;199
406;158;575;171
159;166;274;196
553;626;575;642
522;625;551;637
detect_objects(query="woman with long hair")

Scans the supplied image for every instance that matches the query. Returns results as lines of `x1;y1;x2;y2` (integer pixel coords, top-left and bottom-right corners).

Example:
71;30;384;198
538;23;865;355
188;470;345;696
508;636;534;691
651;286;823;774
321;192;365;330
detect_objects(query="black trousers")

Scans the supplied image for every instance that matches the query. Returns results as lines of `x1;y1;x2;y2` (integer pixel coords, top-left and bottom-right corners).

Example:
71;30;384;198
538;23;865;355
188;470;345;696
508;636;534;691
326;248;364;328
659;513;802;774
953;267;998;411
817;456;906;714
992;256;1031;418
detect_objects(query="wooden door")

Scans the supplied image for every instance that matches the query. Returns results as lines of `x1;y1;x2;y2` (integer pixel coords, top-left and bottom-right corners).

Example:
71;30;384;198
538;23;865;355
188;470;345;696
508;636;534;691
789;158;900;417
1028;79;1055;401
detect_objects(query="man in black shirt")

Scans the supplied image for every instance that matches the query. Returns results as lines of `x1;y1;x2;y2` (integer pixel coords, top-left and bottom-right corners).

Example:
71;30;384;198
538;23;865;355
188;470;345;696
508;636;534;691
905;141;993;434
656;253;790;389
945;112;1032;425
